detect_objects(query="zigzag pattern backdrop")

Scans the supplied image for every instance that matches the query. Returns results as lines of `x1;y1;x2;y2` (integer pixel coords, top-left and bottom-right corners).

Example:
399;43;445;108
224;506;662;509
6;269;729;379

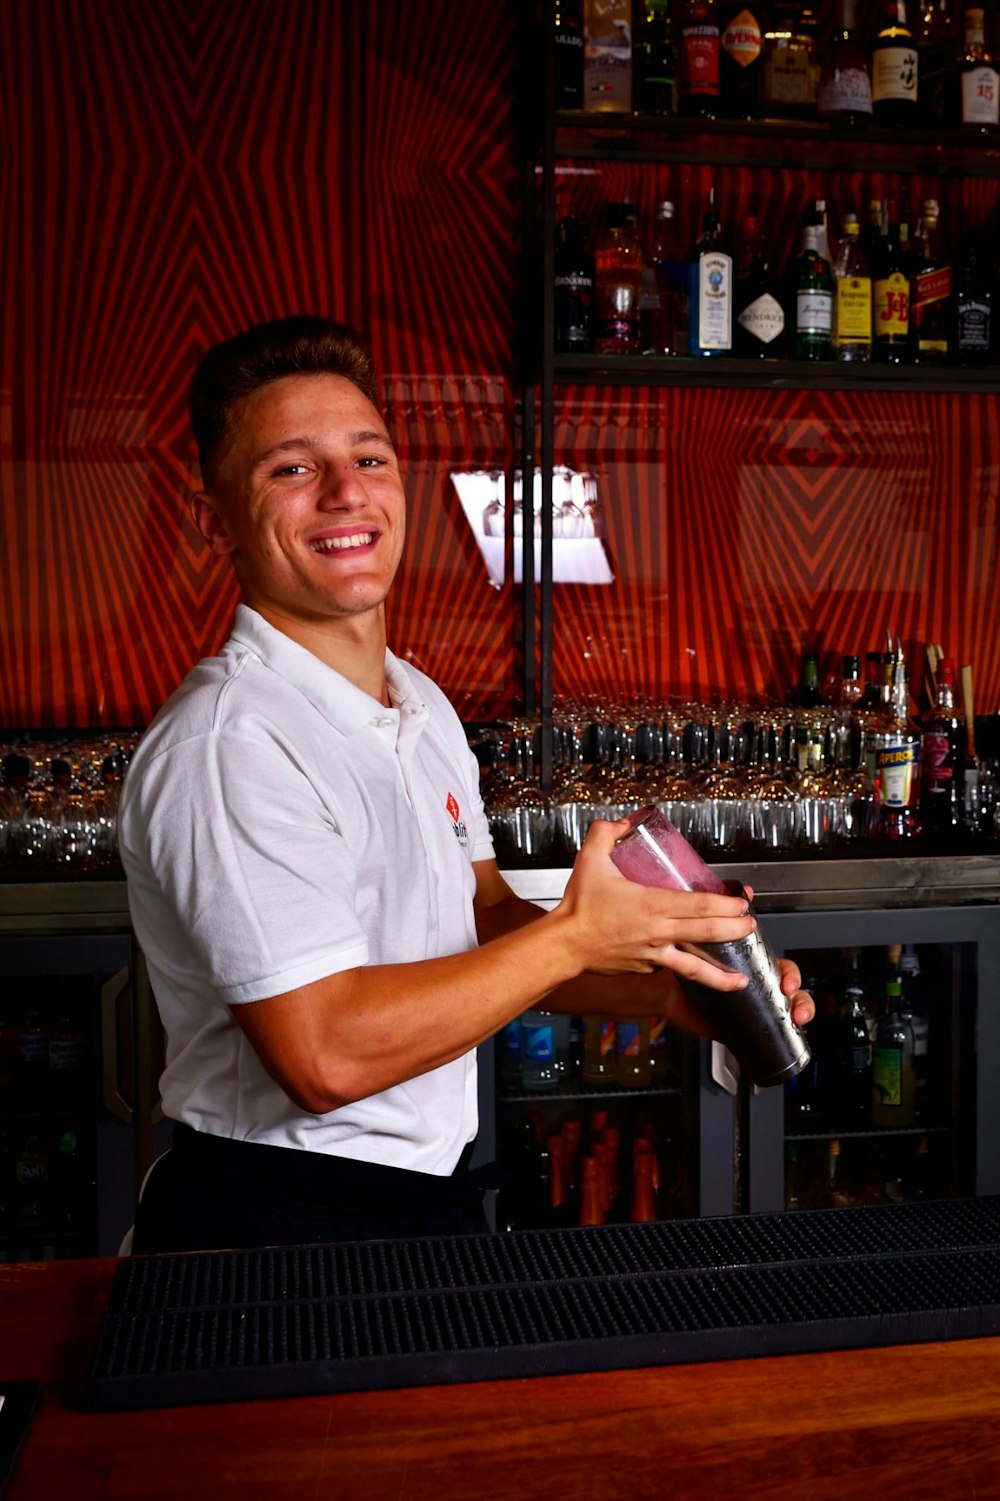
1;1;998;729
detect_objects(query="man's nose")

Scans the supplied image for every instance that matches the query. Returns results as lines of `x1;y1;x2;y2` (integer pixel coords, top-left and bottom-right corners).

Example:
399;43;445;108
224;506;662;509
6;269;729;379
318;465;366;507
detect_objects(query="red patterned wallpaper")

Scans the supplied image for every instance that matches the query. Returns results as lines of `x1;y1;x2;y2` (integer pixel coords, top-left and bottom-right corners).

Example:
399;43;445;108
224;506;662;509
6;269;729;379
1;1;998;729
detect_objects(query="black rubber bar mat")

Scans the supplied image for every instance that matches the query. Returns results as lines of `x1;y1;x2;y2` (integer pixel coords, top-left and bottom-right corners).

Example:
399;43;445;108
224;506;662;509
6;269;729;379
89;1196;1000;1410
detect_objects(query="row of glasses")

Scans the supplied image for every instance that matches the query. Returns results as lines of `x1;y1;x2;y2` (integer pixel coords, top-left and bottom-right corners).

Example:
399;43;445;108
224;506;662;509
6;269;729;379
480;699;881;862
0;734;139;877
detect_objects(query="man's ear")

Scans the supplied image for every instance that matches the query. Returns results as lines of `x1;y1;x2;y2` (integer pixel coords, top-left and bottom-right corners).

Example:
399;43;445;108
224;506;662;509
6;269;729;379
190;491;236;556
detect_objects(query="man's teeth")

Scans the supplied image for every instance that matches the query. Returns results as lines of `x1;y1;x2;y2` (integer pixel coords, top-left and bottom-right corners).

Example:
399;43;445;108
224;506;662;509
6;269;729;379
313;533;374;552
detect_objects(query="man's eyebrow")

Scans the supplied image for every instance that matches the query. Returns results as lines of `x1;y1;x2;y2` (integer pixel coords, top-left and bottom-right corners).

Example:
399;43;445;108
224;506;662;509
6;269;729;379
251;430;394;467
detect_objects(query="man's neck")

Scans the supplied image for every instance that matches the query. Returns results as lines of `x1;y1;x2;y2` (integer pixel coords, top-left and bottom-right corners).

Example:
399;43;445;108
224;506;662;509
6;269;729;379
250;602;390;706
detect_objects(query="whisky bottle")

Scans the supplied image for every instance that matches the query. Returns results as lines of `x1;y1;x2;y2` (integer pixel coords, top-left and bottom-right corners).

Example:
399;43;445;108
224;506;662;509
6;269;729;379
917;0;959;126
910;199;953;363
959;4;1000;130
955;228;994;362
763;0;821;119
871;0;919;125
818;0;874;125
553;0;585;110
832;213;872;362
873;202;911;364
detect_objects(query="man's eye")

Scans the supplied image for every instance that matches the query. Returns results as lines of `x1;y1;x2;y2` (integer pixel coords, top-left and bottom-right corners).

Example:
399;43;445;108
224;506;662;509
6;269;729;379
273;463;310;476
356;455;386;469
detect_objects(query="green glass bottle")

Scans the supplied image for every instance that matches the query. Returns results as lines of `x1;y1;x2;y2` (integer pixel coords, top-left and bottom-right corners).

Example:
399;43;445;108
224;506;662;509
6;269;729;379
794;221;833;360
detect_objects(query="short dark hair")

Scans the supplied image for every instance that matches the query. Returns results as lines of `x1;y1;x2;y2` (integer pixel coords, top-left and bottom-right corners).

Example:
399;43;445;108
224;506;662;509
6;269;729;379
189;315;381;485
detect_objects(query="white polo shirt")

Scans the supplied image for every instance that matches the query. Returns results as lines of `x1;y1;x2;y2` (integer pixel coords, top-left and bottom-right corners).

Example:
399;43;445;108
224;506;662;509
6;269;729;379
118;604;495;1174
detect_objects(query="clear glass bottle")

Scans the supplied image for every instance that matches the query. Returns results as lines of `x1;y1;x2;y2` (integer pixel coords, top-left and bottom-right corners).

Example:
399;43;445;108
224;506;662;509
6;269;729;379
818;0;873;124
593;202;643;355
763;0;821;118
832;213;872;362
688;190;733;356
960;4;1000;131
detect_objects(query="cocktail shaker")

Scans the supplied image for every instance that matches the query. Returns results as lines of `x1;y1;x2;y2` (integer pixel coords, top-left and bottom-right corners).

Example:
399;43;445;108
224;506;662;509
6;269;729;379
610;806;810;1088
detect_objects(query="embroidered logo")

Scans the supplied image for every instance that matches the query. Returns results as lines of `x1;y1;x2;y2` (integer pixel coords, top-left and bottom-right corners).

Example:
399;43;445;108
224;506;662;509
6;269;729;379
447;791;469;847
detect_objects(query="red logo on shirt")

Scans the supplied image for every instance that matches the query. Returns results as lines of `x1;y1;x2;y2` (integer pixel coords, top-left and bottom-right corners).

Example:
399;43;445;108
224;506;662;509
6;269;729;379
446;792;460;822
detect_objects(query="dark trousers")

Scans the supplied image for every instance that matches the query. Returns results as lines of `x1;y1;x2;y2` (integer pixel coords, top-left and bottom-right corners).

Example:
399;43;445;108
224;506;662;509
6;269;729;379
130;1123;492;1255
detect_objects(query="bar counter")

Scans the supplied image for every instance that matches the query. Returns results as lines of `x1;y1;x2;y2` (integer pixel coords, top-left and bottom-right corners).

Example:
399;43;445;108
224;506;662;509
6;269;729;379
3;1256;1000;1500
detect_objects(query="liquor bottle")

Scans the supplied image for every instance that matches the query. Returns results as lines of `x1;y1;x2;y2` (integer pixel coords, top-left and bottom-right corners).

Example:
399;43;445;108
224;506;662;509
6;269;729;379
832;213;873;362
874;648;923;838
871;0;920;125
862;197;886;273
17;1008;49;1098
898;943;930;1120
795;647;826;706
763;0;821;119
873;201;912;364
785;1142;803;1210
14;1132;51;1230
793;220;833;361
688;191;733;356
554;214;594;355
720;0;764;117
583;0;633;111
839;970;873;1126
48;1009;85;1103
959;4;1000;130
553;0;585;110
650;199;689;354
593;202;643;354
859;649;885;713
821;1139;854;1208
918;0;959;126
812;198;836;268
954;228;995;362
818;0;874;125
630;1145;658;1222
734;220;787;358
578;1153;605;1225
615;1017;652;1087
872;975;917;1126
919;655;967;833
679;0;722;116
581;1014;617;1084
909;199;953;363
634;0;679;114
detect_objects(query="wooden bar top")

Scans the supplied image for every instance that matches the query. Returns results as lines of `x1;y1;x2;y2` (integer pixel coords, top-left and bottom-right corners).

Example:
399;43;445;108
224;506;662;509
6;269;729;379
3;1255;1000;1500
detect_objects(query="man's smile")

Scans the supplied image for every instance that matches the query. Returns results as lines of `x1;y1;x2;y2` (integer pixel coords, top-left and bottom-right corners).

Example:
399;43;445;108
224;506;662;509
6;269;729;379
310;531;377;553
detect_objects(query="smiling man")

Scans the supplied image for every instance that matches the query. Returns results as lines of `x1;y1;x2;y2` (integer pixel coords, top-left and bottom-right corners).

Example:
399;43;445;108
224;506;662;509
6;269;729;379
118;316;812;1254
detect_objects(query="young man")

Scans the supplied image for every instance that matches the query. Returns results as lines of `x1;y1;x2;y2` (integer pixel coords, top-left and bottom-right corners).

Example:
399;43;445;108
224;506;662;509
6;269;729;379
119;315;812;1253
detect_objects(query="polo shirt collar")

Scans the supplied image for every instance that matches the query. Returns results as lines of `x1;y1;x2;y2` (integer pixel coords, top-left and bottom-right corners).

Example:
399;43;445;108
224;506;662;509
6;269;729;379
229;603;428;737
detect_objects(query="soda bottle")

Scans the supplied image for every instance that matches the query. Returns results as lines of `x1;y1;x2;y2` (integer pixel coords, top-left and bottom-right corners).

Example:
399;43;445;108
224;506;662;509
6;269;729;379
581;1015;617;1084
615;1018;652;1087
499;1017;524;1092
520;1009;560;1090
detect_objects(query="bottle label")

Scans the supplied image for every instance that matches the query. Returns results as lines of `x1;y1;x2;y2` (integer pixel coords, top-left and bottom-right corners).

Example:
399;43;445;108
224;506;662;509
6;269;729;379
48;1038;84;1071
593;1018;616;1057
818;67;873;115
722;10;762;66
957;298;992;350
696;251;732;349
649;1016;668;1050
765;47;817;107
796;290;833;334
522;1020;554;1060
962;65;1000;125
737;291;784;343
618;1022;642;1057
913;265;953;310
875;272;910;337
681;28;721;96
873;1046;902;1106
877;740;920;807
836;276;872;341
921;729;954;789
872;45;918;103
17;1032;47;1065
